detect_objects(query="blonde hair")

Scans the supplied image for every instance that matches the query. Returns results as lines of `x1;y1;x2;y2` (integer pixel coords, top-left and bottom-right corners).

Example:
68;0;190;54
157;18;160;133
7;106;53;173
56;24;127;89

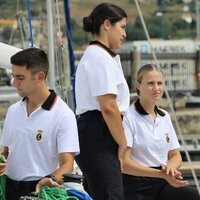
136;64;163;95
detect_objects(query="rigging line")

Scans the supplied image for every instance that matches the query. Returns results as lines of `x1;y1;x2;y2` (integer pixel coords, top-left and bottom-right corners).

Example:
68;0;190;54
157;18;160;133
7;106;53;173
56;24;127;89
9;0;20;45
27;0;34;47
17;11;27;49
10;0;26;47
8;19;17;45
54;0;69;104
58;44;69;104
9;1;20;45
134;0;200;194
17;0;19;13
55;0;62;43
64;0;76;110
53;0;62;94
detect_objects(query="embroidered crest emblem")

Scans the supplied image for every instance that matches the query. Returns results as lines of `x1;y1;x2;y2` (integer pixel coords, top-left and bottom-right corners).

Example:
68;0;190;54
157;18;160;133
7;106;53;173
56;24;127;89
165;133;170;143
36;129;43;141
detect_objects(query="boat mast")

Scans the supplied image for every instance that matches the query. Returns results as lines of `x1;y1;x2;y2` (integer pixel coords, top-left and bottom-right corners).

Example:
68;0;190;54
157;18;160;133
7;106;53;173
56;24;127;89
47;0;56;90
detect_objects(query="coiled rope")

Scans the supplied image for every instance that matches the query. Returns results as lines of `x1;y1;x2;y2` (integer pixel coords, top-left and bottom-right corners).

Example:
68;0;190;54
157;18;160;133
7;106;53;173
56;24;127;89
0;155;6;200
37;186;79;200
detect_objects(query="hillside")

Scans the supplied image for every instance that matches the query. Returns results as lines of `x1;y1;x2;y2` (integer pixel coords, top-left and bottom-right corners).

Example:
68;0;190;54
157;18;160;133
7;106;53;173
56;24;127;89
69;0;158;25
0;1;195;50
68;1;195;48
0;0;192;30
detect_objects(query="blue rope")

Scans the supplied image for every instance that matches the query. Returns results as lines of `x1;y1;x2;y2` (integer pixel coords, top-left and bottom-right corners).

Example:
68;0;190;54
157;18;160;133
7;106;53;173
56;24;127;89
67;189;91;200
27;0;34;47
64;0;76;110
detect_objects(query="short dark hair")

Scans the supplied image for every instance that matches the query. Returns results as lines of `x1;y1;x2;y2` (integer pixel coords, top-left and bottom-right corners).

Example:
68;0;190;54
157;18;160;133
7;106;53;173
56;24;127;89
11;48;49;77
83;2;127;35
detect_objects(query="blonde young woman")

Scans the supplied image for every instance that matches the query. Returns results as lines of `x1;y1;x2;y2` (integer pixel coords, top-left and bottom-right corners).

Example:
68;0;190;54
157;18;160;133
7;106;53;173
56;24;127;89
75;2;130;200
122;64;200;200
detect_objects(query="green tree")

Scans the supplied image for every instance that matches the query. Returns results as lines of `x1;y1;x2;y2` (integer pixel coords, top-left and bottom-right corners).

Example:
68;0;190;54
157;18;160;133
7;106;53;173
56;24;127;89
126;15;171;41
147;16;170;39
170;18;194;38
157;0;182;5
126;17;146;41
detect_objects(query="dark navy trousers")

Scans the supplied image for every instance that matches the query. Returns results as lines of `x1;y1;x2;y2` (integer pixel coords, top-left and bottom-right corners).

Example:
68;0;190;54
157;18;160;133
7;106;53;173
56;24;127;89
6;176;39;200
122;173;200;200
75;110;124;200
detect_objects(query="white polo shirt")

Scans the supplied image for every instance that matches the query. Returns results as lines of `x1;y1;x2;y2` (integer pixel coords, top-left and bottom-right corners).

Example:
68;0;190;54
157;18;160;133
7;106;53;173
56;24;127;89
75;43;130;115
123;99;180;167
0;90;80;181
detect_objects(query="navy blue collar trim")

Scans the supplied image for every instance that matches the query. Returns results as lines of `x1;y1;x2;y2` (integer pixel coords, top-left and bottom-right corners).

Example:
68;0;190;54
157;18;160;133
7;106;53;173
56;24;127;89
135;98;165;117
89;40;116;57
22;90;57;111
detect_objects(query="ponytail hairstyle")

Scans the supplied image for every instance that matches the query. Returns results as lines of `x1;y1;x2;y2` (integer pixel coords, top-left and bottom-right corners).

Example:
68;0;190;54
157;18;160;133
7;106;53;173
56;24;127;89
83;2;127;35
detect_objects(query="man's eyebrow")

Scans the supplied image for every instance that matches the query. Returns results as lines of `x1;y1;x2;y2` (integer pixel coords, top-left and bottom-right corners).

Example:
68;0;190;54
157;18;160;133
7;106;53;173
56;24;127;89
12;74;25;78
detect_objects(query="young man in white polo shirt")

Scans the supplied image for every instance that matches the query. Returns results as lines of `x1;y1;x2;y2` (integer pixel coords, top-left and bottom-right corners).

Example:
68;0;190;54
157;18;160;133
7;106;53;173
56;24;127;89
0;48;80;200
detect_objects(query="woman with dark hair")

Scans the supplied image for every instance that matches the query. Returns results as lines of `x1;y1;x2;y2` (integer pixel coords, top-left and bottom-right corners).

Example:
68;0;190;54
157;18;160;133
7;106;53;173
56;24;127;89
75;2;130;200
122;64;200;200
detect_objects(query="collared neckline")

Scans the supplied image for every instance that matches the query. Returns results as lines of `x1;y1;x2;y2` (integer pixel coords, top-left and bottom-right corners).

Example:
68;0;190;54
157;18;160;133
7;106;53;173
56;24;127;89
22;90;57;111
135;98;165;117
89;40;116;57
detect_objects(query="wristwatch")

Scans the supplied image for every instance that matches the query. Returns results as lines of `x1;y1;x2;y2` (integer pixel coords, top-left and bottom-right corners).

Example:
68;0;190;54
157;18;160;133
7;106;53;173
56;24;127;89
46;174;57;182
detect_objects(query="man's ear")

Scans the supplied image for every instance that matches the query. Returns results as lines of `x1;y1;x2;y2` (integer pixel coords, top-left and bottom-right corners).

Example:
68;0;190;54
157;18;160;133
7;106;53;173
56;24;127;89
37;71;46;81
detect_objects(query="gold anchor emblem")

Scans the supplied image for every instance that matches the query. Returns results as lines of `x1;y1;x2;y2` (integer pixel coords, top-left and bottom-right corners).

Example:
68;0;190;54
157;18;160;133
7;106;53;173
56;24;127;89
165;133;170;143
36;129;43;141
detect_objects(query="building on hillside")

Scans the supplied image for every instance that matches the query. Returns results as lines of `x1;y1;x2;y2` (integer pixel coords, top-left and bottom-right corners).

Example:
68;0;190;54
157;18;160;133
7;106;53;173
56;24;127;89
132;40;200;95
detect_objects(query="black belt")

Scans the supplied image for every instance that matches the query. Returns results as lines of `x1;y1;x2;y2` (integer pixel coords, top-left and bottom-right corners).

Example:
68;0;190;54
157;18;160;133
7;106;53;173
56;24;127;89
6;176;39;190
78;110;100;119
77;110;123;120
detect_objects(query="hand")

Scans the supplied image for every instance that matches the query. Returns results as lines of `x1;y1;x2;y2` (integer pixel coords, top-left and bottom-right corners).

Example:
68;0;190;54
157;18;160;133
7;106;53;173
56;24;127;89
118;145;127;171
33;177;63;195
165;174;189;188
0;155;7;176
162;164;182;178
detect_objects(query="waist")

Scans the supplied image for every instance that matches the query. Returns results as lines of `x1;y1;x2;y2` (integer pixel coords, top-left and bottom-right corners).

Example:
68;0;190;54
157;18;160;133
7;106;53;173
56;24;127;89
79;110;100;117
77;110;123;120
6;176;40;189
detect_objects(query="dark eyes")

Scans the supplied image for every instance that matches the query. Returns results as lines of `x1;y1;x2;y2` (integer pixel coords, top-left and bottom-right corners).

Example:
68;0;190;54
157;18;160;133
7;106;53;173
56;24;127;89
17;78;25;80
12;75;25;81
121;25;126;30
148;82;163;85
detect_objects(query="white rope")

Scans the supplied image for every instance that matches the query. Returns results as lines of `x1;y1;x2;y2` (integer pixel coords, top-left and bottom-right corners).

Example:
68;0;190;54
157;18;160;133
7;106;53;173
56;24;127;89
134;0;200;194
55;0;63;43
17;11;27;49
8;0;20;45
54;0;69;104
8;20;17;45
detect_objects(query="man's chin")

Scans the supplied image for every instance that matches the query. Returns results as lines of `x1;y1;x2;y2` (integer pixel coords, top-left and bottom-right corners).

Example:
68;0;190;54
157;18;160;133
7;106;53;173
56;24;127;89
17;92;25;97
